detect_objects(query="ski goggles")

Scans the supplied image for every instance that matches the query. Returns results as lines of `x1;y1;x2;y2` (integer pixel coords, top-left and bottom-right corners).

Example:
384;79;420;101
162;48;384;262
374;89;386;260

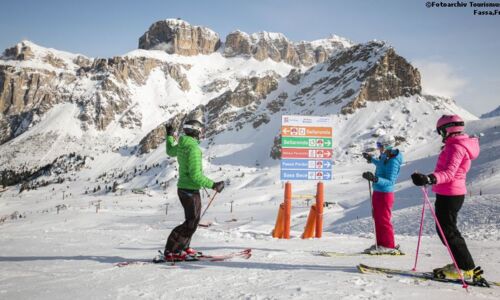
436;121;464;135
376;142;393;150
183;123;206;138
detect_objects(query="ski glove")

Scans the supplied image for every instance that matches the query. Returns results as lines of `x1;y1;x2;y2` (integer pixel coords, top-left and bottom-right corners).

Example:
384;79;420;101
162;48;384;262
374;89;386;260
165;124;174;136
362;152;372;163
411;173;437;186
212;181;225;193
362;172;378;182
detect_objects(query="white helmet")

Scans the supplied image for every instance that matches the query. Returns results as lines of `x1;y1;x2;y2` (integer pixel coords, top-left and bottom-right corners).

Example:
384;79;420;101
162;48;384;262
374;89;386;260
376;135;395;149
183;108;205;139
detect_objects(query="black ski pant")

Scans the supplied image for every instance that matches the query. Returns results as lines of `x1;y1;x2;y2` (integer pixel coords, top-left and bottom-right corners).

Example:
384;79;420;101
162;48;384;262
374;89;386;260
165;189;201;253
435;194;475;270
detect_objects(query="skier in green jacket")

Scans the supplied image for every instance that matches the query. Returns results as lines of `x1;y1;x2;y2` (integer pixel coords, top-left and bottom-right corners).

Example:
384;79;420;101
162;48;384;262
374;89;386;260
160;115;224;262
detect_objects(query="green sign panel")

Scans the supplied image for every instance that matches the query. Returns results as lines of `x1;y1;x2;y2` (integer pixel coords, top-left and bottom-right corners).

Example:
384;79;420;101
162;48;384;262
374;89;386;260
282;137;332;148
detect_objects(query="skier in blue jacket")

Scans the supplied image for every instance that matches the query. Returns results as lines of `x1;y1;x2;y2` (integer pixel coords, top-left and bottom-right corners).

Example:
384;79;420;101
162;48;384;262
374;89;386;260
362;135;403;255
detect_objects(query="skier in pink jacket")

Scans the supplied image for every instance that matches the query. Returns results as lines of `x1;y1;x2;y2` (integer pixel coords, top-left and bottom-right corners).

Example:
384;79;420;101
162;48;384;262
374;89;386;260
411;115;481;280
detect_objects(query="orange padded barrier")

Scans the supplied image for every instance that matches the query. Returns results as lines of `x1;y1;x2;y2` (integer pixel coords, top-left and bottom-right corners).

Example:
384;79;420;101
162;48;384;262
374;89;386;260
301;204;316;239
272;203;285;238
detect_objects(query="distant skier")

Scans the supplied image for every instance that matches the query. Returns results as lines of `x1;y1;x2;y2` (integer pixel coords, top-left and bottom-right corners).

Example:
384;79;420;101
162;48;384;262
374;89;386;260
158;114;225;262
411;115;481;280
361;135;403;255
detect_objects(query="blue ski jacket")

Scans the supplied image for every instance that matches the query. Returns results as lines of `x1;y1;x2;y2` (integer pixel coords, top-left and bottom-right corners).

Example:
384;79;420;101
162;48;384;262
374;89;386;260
371;149;403;193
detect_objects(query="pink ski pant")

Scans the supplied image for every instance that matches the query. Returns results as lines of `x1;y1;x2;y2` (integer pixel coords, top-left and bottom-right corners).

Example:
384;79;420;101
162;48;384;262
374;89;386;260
372;191;395;248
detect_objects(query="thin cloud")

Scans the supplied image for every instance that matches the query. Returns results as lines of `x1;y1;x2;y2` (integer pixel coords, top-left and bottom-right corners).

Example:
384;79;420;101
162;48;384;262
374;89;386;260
414;60;467;99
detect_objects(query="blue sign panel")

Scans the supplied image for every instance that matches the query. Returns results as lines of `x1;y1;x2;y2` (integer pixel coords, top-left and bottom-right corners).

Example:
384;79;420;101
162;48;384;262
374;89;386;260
280;170;332;181
281;159;333;170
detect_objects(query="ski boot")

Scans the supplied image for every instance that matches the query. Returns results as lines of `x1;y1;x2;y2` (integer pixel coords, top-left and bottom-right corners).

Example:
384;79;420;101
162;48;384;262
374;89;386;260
364;244;403;255
433;263;474;280
152;250;189;263
185;247;202;258
363;244;377;254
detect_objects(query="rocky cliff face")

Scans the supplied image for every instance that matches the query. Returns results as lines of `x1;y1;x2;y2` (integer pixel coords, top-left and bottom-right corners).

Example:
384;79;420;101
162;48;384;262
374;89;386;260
139;19;221;55
0;41;190;144
77;56;189;130
337;45;421;113
282;41;421;115
224;31;351;66
204;74;279;137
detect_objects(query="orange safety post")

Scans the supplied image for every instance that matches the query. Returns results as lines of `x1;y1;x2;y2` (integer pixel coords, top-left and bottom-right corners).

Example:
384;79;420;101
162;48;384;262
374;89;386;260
284;181;292;239
315;181;324;238
301;204;317;239
272;203;285;238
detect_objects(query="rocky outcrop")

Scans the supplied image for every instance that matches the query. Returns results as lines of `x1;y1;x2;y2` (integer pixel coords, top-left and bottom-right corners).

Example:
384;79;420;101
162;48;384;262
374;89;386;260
266;92;288;113
0;65;74;144
204;74;279;137
286;41;421;114
2;42;35;60
79;56;189;130
139;19;221;55
224;31;351;66
340;47;421;114
137;112;186;155
286;69;301;85
0;45;190;143
137;125;166;155
202;79;229;93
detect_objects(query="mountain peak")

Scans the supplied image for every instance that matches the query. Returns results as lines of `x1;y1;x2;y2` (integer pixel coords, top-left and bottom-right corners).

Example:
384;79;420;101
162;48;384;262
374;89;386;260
481;105;500;119
138;19;221;55
2;40;88;61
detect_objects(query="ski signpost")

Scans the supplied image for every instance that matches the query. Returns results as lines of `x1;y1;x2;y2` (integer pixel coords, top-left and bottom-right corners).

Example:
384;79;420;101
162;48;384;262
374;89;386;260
280;115;333;181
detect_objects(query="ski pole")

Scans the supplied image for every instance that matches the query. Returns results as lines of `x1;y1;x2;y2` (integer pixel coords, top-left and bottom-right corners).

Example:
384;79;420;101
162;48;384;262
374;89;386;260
201;191;218;219
368;180;378;252
421;187;468;290
412;188;427;271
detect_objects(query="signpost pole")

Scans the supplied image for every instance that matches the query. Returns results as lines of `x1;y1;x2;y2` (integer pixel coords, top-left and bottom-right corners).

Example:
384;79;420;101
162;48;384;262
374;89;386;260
284;182;292;239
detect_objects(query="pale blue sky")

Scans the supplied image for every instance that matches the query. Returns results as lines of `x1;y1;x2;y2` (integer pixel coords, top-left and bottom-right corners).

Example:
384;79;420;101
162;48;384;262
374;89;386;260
1;0;499;115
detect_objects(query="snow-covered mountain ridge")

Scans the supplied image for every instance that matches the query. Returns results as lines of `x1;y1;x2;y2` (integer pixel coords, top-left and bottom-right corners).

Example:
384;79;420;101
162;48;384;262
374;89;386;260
0;18;492;199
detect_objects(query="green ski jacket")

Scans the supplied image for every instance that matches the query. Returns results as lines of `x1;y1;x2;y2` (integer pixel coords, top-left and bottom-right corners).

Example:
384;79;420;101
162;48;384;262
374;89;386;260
166;135;214;190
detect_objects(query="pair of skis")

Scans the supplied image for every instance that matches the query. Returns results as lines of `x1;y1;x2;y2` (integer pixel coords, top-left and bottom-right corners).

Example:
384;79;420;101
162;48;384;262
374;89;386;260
315;250;405;257
357;263;498;288
316;251;497;288
116;248;251;267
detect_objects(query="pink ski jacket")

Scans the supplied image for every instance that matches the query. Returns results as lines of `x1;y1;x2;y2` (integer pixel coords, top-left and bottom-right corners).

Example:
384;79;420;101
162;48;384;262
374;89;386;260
432;134;480;196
